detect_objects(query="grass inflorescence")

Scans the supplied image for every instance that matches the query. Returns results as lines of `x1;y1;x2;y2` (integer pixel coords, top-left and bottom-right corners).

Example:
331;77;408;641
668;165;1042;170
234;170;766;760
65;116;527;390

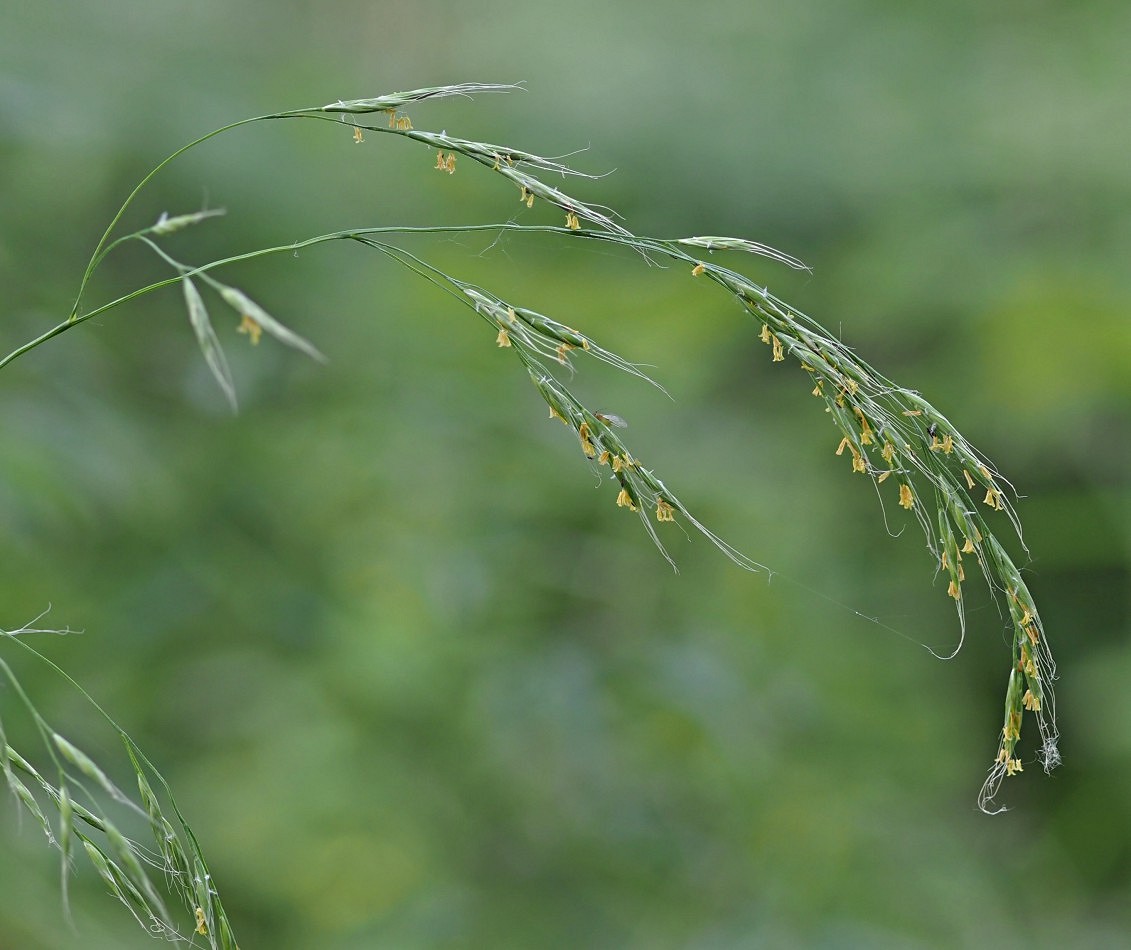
1;618;238;947
2;81;1059;940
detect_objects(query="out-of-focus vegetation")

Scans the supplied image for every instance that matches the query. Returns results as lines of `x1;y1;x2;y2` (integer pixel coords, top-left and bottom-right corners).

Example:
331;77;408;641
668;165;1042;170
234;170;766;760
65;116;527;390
2;1;1128;947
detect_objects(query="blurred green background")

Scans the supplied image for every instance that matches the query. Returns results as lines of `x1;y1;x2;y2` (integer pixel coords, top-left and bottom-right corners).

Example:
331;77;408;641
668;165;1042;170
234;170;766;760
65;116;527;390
2;1;1129;947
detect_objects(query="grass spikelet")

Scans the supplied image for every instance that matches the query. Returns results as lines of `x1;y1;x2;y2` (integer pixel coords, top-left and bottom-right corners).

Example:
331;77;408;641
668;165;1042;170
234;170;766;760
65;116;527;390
150;208;226;235
53;734;127;802
80;835;166;937
676;235;811;271
82;838;117;892
6;769;54;838
321;82;521;114
182;276;238;411
58;782;74;913
216;284;326;363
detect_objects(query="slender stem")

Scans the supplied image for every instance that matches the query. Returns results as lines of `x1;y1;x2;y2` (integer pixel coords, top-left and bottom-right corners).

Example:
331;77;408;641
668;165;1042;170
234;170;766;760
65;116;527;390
4;222;689;372
67;110;320;322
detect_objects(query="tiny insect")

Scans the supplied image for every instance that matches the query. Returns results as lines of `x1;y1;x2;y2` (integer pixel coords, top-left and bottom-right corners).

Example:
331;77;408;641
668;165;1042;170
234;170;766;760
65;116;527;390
595;412;628;429
928;422;939;439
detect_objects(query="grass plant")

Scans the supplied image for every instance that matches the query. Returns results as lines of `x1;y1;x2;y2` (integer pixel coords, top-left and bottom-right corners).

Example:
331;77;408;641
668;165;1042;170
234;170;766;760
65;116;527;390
1;82;1059;944
2;617;236;946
